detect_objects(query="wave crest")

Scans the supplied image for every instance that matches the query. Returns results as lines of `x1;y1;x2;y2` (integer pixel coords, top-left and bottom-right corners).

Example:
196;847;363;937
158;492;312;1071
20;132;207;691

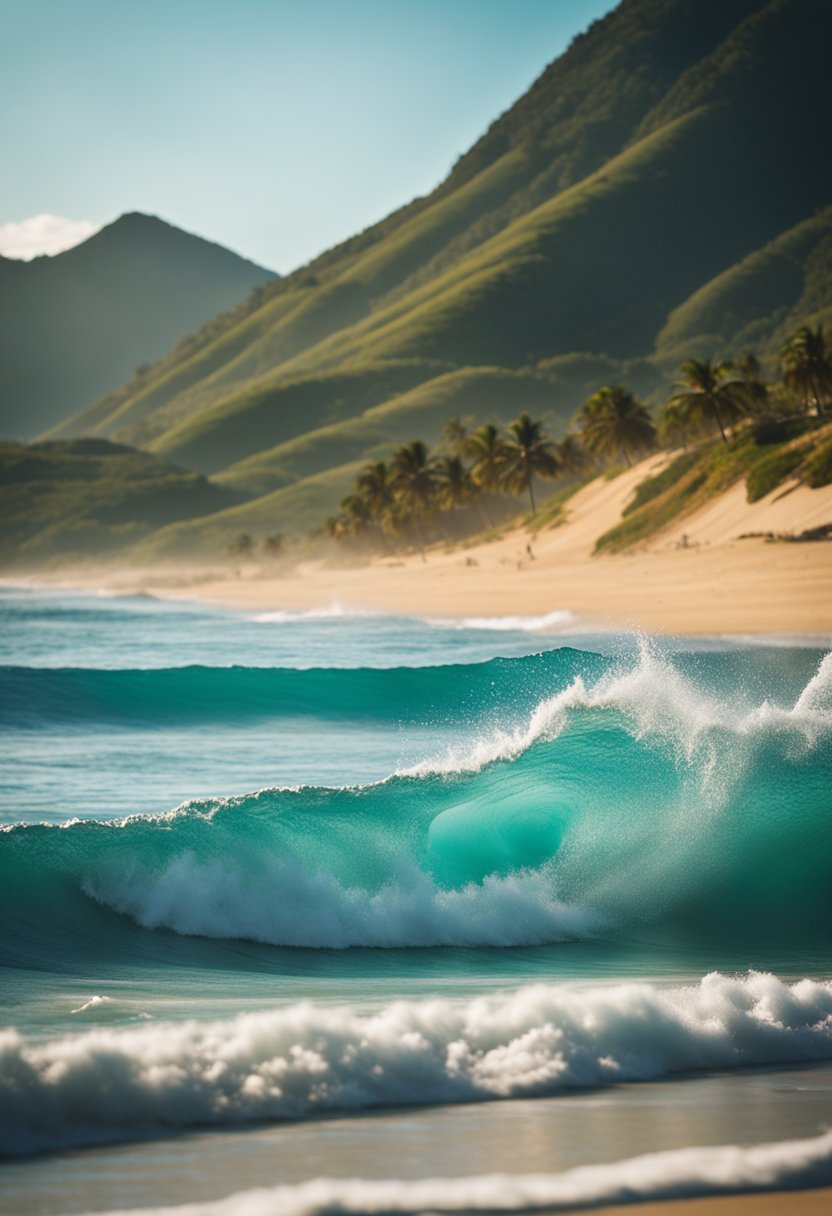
405;642;832;776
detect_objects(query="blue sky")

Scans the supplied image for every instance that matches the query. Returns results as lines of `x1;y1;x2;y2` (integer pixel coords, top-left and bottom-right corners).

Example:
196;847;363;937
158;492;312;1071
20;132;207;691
1;0;615;271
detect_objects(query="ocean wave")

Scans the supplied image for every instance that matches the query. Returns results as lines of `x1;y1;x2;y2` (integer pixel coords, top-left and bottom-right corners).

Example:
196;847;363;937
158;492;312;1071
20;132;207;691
71;1130;832;1214
403;641;832;775
3;973;832;1156
0;648;602;728
1;647;830;956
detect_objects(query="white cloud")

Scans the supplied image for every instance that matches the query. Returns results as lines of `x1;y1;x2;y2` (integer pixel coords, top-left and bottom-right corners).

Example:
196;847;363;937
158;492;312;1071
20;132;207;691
0;213;99;260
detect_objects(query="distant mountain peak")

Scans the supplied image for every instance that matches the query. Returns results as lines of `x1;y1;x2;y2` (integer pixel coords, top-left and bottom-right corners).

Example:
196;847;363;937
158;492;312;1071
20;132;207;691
79;211;274;270
0;213;278;438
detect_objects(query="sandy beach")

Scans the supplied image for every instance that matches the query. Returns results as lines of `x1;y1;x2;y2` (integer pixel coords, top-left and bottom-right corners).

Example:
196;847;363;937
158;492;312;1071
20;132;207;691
130;454;832;636
573;1188;832;1214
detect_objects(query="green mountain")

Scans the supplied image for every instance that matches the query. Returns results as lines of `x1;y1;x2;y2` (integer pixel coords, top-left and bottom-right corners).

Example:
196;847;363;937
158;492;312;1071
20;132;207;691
655;205;832;363
0;213;276;439
16;0;832;562
0;439;241;565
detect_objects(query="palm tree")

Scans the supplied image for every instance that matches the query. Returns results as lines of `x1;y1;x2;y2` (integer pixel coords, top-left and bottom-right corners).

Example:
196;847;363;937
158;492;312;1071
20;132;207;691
262;533;284;558
467;422;509;525
555;432;591;477
657;396;698;450
390;439;438;554
338;493;372;538
500;413;560;515
732;353;769;416
666;359;745;443
227;532;254;559
780;325;832;414
357;460;396;540
577;385;657;465
435;455;476;514
440;415;473;456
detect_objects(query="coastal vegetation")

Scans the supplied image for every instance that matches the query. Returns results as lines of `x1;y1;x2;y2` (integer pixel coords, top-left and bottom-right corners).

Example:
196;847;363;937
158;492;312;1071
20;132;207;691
596;415;831;554
2;321;829;568
317;324;832;557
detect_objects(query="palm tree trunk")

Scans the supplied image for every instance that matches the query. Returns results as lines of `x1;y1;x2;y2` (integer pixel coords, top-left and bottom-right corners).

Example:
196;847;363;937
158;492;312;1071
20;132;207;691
713;402;727;443
527;475;537;516
810;375;823;415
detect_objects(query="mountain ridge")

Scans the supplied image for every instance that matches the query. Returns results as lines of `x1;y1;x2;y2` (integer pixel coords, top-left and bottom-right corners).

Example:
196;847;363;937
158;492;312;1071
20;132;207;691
0;213;276;439
15;0;832;562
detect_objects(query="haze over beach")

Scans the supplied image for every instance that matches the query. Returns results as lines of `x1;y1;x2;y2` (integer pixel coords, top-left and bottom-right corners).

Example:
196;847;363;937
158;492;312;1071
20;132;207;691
1;3;831;1216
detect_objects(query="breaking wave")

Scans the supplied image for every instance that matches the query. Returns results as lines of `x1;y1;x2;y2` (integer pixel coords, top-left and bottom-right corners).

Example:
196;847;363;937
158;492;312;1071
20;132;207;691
0;646;830;959
3;973;832;1156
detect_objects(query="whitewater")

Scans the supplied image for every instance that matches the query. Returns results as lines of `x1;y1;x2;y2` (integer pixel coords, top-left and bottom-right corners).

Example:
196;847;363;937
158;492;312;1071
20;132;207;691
0;584;830;1214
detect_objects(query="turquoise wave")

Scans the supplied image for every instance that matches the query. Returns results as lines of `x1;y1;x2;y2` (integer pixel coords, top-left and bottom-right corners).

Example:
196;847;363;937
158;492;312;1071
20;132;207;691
2;648;829;959
0;648;606;728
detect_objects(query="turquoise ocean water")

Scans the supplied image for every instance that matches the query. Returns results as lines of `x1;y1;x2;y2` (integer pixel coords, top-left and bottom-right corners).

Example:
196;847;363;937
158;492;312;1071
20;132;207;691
1;584;831;1214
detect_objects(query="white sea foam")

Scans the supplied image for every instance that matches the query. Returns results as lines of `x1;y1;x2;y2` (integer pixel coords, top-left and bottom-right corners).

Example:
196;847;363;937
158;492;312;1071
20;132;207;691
70;995;114;1014
71;1130;832;1215
4;972;832;1156
252;603;379;624
403;641;832;777
84;857;595;949
429;609;577;633
252;604;577;632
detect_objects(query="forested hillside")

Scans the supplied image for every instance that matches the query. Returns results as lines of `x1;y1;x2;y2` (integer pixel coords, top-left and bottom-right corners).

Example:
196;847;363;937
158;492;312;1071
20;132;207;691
16;0;832;562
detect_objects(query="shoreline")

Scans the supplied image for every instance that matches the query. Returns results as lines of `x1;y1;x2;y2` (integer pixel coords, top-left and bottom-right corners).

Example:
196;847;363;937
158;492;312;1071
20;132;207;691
166;535;832;637
561;1189;832;1215
8;450;831;638
6;530;832;640
171;451;832;636
149;444;832;636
